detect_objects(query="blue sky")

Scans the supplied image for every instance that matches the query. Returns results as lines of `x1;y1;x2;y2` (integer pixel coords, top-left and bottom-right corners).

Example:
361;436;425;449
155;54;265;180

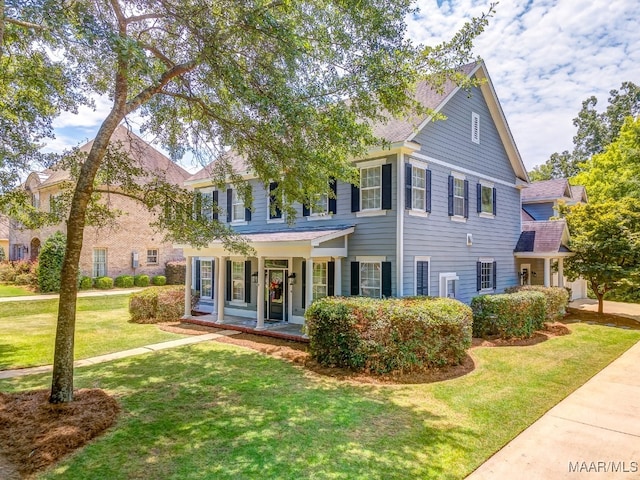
49;0;640;173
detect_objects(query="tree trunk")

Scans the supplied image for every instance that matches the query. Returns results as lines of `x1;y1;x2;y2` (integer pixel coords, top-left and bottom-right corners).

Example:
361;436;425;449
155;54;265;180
596;292;604;315
49;112;124;404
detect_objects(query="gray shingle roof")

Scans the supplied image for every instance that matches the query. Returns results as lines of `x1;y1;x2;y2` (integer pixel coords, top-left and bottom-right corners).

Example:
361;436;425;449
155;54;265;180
521;178;571;202
514;220;569;254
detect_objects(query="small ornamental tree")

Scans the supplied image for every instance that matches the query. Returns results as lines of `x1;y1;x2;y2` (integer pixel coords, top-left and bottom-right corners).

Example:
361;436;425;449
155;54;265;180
561;198;640;313
37;231;67;292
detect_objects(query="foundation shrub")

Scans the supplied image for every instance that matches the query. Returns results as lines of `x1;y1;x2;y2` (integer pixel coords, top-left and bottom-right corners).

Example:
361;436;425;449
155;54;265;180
504;285;569;320
0;263;18;282
114;275;135;288
37;232;66;292
305;296;472;374
134;274;149;287
129;286;184;323
14;273;36;286
94;276;114;290
471;291;546;339
152;275;167;286
79;276;93;290
165;261;186;285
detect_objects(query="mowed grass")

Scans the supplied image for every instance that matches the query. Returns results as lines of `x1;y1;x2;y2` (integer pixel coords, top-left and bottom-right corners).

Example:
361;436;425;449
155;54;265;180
1;323;638;479
0;295;187;370
0;283;36;297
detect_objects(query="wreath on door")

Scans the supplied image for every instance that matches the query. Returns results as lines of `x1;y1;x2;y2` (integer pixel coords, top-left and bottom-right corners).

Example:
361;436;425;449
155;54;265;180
269;279;283;300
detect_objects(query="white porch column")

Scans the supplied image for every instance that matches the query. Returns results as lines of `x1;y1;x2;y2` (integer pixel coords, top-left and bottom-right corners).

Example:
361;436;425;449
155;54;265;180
543;257;551;287
256;256;265;330
287;257;294;322
183;255;192;317
306;257;314;307
217;256;226;322
334;257;342;296
557;257;565;288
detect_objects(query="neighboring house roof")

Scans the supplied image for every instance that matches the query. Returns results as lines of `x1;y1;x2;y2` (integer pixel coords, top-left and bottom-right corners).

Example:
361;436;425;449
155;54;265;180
0;215;9;240
521;178;572;203
38;125;190;189
570;185;588;203
514;220;570;254
187;61;529;184
521;208;535;222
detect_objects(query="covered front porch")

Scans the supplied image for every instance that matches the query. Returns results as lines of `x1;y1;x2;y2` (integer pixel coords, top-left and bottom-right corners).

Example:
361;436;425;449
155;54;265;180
178;225;354;331
183;312;308;342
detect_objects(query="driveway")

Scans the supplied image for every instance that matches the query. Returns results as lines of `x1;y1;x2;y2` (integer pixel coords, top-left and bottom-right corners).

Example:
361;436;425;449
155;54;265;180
570;298;640;322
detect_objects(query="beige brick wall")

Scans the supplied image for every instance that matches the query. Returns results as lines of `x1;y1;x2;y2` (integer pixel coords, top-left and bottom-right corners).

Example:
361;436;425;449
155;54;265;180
10;187;183;278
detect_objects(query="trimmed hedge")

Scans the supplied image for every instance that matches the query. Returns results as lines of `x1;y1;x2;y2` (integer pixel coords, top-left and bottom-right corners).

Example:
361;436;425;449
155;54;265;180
152;275;167;286
79;276;93;290
165;261;186;285
129;286;185;323
504;285;569;321
37;231;66;292
94;276;114;290
471;291;546;339
115;275;135;288
134;274;150;287
305;296;472;374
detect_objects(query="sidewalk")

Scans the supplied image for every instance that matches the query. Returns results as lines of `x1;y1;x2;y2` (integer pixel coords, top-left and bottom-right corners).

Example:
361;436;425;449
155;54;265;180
467;338;640;479
0;288;143;303
0;329;240;380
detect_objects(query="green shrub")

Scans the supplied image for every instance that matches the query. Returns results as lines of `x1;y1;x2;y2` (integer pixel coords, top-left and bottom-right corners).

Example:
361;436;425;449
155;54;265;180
0;246;6;262
134;274;150;287
94;276;114;290
114;275;135;288
37;232;66;292
79;276;93;290
14;273;36;286
504;285;569;320
165;261;186;285
0;262;17;282
152;275;167;286
471;291;546;339
305;296;472;374
129;286;184;323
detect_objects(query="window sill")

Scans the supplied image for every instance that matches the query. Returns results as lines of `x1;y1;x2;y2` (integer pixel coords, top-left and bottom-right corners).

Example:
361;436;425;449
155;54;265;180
229;301;248;307
307;214;333;221
267;218;285;224
230;220;248;226
356;209;387;218
450;216;467;223
479;288;495;294
408;210;429;218
479;212;495;219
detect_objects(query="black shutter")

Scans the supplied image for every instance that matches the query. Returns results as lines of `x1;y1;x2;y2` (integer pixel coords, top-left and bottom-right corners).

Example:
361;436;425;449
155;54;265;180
381;163;392;210
302;203;310;217
244;260;251;303
302;261;306;308
477;183;482;213
269;182;281;219
226;260;232;301
448;175;454;216
328;261;335;296
464;180;469;218
493;261;497;290
405;163;412;210
476;261;482;291
329;178;337;214
425;169;432;213
226;188;232;222
416;261;428;296
212;191;219;221
244;185;252;221
195;259;201;292
351;183;360;212
350;261;360;295
381;262;392;297
493;187;497;216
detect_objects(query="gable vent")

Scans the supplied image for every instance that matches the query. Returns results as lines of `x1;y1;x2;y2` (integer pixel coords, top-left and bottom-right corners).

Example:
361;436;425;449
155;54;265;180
472;112;480;144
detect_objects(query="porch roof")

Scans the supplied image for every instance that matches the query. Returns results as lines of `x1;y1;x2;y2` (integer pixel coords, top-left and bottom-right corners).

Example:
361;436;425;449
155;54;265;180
237;225;355;245
514;220;572;257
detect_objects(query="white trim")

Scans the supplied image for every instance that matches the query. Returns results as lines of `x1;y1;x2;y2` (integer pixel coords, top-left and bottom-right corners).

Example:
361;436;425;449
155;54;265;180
358;260;382;298
356;255;386;262
412;151;518;188
439;272;459;298
354;157;389;168
229;301;248;307
414;256;430;296
306;214;333;221
450;216;467;223
230;220;248;226
397;153;405;297
267;218;285;224
408;210;429;218
356;210;386;218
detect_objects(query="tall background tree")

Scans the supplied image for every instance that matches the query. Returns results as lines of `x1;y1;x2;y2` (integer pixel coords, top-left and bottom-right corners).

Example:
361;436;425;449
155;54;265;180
1;1;494;403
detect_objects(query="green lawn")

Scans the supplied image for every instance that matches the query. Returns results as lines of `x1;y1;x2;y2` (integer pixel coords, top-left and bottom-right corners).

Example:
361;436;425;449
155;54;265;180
1;323;638;479
0;283;36;297
0;295;187;370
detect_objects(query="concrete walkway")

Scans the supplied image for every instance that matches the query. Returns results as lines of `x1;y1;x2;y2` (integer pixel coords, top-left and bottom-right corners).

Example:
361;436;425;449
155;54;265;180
0;329;240;380
570;298;640;323
467;338;640;479
0;288;143;303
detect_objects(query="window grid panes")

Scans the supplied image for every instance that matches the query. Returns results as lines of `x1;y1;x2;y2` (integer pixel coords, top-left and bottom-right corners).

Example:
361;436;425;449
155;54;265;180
93;249;107;277
231;190;244;222
360;262;381;298
311;193;329;215
361;166;381;210
202;191;214;220
147;249;159;265
231;261;244;301
201;261;213;298
454;178;465;216
481;185;493;214
412;167;426;210
481;262;493;290
312;262;328;299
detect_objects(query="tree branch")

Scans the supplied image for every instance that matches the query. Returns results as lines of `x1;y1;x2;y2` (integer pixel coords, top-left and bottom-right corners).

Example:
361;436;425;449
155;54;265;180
5;17;45;31
138;41;174;68
125;13;165;25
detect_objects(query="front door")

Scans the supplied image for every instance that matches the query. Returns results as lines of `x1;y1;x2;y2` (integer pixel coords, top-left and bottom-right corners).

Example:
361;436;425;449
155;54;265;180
267;269;287;321
520;263;531;286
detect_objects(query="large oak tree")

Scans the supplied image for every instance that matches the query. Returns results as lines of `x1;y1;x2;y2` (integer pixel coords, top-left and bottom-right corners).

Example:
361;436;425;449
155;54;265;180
2;0;492;403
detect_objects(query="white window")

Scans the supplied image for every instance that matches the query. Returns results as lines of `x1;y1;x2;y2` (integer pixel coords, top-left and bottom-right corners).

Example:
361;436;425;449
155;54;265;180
454;177;465;217
231;190;244;222
472;112;480;144
147;249;159;265
412;166;426;210
201;190;214;220
312;262;328;300
93;248;107;277
311;193;329;216
231;261;244;302
480;260;495;290
360;166;381;211
200;260;213;299
480;183;494;215
360;262;381;298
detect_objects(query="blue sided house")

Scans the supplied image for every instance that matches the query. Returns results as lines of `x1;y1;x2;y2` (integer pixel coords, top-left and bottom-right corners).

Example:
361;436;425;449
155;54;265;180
178;61;531;328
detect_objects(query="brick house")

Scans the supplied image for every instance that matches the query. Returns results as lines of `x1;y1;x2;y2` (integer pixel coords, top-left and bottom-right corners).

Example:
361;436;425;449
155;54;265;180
10;126;188;278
